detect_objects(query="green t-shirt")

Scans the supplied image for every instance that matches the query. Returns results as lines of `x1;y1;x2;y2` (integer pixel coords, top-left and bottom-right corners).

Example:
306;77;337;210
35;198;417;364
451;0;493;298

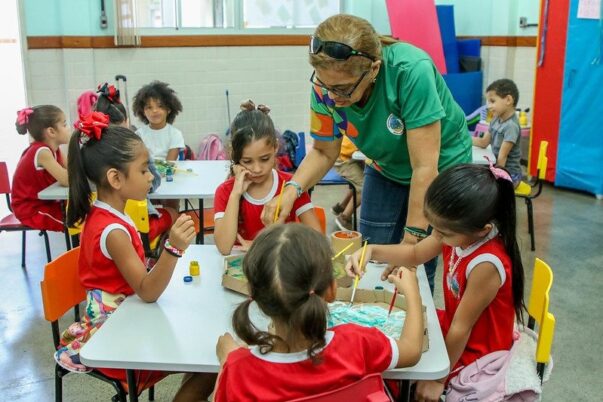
310;42;472;185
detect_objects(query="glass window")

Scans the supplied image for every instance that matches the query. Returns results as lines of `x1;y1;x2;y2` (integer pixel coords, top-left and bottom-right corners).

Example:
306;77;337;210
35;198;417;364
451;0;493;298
243;0;340;28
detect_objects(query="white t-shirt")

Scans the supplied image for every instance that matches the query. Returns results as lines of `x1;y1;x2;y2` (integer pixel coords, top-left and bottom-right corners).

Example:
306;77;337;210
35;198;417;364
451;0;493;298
136;124;185;160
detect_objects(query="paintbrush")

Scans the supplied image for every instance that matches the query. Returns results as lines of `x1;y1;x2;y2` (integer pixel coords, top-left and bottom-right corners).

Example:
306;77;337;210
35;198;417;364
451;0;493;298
273;181;286;223
350;241;368;305
331;242;354;261
387;269;403;317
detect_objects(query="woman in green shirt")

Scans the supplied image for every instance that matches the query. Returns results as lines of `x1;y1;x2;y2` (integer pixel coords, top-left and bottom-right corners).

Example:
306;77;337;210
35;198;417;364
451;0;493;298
263;14;471;292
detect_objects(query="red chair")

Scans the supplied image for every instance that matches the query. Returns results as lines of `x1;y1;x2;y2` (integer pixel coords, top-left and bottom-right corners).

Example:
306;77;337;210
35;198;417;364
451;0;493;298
0;161;52;267
289;373;391;402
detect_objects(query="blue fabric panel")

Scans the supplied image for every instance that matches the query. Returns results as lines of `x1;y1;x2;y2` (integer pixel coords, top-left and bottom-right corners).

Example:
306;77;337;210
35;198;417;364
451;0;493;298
457;39;481;57
443;71;483;115
294;132;306;167
557;0;603;196
437;5;460;73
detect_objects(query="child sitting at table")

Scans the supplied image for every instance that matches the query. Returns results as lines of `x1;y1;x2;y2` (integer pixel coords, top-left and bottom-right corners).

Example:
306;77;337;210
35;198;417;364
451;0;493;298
347;163;526;401
472;79;523;187
54;112;202;395
213;223;424;401
12;105;70;232
213;100;320;255
95;82;176;244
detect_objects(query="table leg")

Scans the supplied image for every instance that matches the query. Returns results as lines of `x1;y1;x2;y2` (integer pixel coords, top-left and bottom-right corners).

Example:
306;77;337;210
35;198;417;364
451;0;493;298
397;380;411;402
196;198;204;245
127;369;138;402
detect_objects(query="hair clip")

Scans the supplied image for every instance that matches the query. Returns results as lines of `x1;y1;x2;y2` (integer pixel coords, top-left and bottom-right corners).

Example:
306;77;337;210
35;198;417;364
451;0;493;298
16;107;34;125
484;156;512;182
97;83;121;103
75;112;110;144
308;289;315;296
240;99;270;115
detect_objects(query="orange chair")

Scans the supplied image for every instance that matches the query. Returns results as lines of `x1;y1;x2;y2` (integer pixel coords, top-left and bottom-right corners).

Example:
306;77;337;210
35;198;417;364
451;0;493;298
0;161;52;267
40;247;154;402
315;206;327;234
289;373;391;402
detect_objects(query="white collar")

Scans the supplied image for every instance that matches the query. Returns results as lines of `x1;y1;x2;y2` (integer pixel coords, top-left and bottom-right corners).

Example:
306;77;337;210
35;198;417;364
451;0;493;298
249;330;335;363
242;169;278;205
454;225;499;257
93;200;137;229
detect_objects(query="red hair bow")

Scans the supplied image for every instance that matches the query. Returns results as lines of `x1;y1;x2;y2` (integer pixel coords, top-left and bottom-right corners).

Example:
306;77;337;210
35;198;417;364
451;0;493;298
75;112;110;143
97;83;121;103
17;107;34;125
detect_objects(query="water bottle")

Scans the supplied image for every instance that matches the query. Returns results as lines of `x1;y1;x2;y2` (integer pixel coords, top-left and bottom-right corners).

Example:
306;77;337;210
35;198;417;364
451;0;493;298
166;167;174;182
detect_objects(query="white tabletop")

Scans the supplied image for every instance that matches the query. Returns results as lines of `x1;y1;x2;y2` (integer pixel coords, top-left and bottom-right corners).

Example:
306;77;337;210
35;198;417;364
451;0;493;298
352;148;494;166
38;160;231;201
80;245;449;380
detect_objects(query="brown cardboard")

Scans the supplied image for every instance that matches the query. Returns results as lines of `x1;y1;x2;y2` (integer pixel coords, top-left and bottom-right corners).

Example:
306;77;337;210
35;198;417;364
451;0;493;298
335;287;429;352
222;255;249;296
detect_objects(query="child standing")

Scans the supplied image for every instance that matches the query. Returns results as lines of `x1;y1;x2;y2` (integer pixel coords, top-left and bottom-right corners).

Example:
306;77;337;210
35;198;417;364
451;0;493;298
55;112;200;395
214;223;424;401
347;163;525;401
213;100;320;255
331;135;364;230
12;105;70;232
132;80;184;161
473;79;523;187
95;83;176;242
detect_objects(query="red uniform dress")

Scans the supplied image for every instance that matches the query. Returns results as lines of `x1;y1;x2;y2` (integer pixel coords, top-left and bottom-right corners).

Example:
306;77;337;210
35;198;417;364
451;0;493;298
11;142;64;231
438;226;515;375
215;324;398;402
214;169;314;241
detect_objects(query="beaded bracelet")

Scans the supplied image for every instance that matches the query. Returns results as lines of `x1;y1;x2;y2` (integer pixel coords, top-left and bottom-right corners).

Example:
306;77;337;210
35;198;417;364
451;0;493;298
164;239;184;258
404;226;429;239
284;180;303;198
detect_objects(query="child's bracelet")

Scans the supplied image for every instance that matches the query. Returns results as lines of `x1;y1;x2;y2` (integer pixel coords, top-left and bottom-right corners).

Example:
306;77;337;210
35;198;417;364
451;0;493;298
164;239;184;258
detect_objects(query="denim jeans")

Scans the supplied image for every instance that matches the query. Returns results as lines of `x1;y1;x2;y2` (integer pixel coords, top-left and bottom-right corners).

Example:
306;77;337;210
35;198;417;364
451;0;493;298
359;166;437;294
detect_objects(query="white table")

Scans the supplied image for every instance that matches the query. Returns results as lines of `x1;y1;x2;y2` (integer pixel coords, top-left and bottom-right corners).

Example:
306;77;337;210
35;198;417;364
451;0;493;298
38;160;231;243
80;245;449;401
352;147;495;165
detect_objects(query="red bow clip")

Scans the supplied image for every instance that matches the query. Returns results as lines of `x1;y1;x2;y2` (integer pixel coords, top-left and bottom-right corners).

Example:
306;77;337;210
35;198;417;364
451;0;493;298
75;112;110;143
97;83;120;103
17;108;34;125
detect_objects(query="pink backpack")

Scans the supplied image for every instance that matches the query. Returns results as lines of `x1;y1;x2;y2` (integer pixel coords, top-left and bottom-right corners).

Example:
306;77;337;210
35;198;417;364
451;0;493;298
197;134;227;160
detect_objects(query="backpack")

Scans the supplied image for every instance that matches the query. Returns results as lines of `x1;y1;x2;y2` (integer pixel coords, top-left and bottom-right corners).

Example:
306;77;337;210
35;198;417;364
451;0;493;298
281;130;300;170
197;134;227;160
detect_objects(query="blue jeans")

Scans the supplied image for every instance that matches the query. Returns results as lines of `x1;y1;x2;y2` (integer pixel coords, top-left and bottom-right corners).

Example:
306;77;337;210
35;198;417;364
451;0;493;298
359;166;437;294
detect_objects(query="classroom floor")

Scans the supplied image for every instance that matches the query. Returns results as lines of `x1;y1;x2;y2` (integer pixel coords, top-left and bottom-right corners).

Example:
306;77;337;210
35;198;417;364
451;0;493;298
0;183;601;401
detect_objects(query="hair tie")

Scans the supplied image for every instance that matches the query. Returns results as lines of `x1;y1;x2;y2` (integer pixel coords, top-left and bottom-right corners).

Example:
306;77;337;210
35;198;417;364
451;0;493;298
239;99;271;115
484;156;512;183
247;296;254;302
75;112;110;144
16;107;34;126
97;83;121;103
308;289;315;296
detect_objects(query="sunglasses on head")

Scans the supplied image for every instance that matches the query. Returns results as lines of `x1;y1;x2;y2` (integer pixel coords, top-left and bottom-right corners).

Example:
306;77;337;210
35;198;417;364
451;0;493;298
309;36;376;62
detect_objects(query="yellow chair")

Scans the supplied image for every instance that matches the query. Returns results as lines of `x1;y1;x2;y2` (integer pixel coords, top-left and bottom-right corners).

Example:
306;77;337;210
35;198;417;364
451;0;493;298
527;258;556;383
124;199;162;258
515;141;548;251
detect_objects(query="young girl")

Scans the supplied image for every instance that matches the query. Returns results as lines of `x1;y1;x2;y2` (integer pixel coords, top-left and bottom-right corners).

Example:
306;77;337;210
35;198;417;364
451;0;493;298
54;111;198;395
213;100;320;255
95;82;176;242
347;163;526;401
132;80;184;161
214;223;425;401
12;105;70;232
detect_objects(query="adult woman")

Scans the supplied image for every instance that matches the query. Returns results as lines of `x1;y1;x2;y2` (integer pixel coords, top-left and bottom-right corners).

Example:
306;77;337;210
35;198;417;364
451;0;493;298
263;14;471;291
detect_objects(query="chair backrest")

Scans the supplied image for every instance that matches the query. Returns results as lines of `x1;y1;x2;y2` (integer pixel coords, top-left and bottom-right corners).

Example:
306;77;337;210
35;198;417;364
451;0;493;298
40;247;85;323
527;258;556;365
315;206;326;235
124;199;150;234
536;141;549;180
289;373;390;402
0;161;11;195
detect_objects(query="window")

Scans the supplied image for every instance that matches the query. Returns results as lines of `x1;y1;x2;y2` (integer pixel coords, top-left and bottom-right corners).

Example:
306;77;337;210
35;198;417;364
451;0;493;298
133;0;339;29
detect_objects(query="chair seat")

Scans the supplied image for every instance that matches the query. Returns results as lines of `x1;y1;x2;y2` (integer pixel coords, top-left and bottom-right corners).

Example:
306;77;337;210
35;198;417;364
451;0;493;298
320;168;348;184
515;181;532;197
0;213;29;230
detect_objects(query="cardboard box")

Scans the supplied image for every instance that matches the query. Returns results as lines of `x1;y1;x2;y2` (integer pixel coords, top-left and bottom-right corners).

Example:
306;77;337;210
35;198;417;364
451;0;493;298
222;254;249;296
335;287;429;352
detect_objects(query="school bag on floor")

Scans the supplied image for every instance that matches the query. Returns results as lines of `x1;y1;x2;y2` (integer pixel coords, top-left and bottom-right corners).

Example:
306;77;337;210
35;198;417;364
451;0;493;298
197;134;227;160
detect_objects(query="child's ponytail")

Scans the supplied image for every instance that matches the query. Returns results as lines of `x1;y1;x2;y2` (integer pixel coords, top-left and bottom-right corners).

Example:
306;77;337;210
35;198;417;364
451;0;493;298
289;291;328;360
15;105;63;141
232;298;284;354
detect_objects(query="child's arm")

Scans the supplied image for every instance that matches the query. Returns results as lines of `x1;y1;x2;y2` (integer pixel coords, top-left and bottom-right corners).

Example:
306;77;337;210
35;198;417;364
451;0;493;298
471;131;491;148
298;209;322;233
108;214;196;302
444;261;501;370
166;148;179;161
345;235;442;278
496;141;514;168
37;148;68;186
389;267;424;367
214;166;251;255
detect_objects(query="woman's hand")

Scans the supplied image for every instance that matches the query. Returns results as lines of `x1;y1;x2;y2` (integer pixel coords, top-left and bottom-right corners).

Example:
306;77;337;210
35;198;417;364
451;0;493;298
216;332;241;366
344;245;373;277
232;165;252;196
168;214;196;251
414;379;445;402
260;185;297;226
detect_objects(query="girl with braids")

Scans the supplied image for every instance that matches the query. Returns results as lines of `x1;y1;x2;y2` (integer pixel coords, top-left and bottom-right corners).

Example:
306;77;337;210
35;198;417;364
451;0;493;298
347;163;526;402
12;105;70;231
213;100;320;255
54;112;212;398
214;223;424;402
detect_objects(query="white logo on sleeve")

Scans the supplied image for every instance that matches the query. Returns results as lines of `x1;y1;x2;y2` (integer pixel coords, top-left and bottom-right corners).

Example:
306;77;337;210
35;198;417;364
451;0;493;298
386;114;406;135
